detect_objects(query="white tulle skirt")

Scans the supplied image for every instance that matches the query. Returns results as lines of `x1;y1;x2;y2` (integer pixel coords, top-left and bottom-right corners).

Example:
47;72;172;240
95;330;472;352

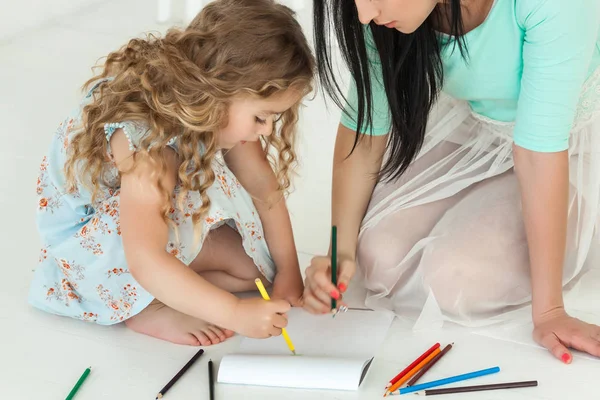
357;67;600;328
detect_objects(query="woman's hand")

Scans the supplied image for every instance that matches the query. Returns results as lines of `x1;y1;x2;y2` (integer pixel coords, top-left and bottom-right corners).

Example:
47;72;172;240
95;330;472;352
301;255;356;314
533;307;600;363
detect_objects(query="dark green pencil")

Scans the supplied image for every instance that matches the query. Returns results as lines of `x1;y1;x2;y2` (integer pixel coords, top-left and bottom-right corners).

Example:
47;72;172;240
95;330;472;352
65;367;91;400
331;225;337;312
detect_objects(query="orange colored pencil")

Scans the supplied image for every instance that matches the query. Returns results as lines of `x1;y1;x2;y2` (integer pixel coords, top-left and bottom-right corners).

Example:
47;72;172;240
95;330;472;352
384;348;442;397
385;343;440;388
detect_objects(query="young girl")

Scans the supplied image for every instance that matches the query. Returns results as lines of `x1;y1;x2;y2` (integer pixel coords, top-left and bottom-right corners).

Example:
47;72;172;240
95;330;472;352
29;0;315;346
303;0;600;363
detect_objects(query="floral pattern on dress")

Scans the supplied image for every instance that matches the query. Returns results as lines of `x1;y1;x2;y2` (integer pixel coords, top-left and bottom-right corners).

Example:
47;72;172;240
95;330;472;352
36;157;49;195
56;258;86;281
45;279;81;306
38;195;63;213
217;174;236;198
97;283;139;322
39;246;49;263
166;241;187;261
37;157;65;213
96;199;120;235
75;225;104;255
232;212;265;253
107;268;129;278
56;117;77;153
80;312;99;322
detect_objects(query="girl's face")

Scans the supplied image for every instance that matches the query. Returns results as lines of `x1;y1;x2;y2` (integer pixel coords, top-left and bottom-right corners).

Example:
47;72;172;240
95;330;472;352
354;0;440;34
218;89;303;150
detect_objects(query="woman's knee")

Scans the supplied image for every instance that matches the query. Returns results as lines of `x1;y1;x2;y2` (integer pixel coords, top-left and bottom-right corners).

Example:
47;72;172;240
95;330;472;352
420;243;531;319
356;226;421;291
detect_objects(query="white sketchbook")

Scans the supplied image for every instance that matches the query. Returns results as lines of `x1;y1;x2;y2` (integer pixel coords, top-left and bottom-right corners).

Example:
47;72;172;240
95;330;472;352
218;308;394;391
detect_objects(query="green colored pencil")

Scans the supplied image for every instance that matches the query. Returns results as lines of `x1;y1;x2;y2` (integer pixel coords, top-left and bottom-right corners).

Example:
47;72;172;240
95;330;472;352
331;225;337;312
66;367;91;400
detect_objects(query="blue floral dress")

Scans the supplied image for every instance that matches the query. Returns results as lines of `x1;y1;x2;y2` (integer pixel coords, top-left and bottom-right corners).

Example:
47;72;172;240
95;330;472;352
29;80;276;324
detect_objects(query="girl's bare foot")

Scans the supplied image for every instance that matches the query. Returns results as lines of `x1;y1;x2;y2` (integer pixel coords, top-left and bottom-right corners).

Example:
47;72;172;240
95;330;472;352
125;300;235;346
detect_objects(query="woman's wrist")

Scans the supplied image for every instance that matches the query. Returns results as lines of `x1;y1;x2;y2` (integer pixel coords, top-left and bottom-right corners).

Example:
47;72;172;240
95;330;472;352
532;287;565;325
532;304;566;326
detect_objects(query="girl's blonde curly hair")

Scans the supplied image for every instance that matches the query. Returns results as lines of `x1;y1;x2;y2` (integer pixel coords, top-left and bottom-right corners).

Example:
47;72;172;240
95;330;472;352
64;0;315;234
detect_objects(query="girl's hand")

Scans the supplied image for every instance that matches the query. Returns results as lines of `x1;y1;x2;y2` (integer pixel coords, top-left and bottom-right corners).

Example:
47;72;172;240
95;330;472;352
271;271;304;307
302;255;355;314
533;307;600;363
232;297;291;338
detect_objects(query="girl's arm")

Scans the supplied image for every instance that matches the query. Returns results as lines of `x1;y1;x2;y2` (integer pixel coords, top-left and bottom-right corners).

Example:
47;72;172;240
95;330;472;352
112;130;289;336
224;141;303;305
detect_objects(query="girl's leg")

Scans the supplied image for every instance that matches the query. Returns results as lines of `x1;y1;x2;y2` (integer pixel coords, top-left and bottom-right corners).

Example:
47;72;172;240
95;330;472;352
125;224;266;346
191;224;269;292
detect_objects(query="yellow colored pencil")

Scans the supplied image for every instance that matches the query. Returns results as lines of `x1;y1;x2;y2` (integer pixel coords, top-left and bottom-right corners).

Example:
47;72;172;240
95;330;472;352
254;278;296;355
384;348;442;396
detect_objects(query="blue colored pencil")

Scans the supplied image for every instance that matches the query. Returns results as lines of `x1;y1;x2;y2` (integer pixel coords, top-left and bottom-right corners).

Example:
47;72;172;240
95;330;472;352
390;366;500;395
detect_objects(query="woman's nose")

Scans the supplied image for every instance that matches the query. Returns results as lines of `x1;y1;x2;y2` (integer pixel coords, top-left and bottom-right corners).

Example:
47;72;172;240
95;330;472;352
355;0;379;25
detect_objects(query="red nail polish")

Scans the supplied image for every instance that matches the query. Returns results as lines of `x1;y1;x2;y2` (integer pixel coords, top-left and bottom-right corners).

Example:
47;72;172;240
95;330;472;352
562;353;571;363
338;283;347;292
330;290;340;300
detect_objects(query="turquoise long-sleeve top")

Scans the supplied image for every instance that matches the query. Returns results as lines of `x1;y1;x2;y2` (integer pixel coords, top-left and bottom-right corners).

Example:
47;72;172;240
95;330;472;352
341;0;600;152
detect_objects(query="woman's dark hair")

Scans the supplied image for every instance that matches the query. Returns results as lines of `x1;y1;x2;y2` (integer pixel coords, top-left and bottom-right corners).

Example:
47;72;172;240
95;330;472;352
313;0;467;181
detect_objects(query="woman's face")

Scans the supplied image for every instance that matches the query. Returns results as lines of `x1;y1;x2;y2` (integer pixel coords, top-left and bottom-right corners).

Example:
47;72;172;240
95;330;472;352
354;0;440;34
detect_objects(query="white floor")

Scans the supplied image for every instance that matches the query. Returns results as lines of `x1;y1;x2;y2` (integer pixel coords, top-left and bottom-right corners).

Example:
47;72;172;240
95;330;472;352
1;0;599;398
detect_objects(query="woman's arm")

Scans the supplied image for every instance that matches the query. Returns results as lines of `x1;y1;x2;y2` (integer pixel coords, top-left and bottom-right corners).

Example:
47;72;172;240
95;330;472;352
513;145;568;320
332;124;387;266
515;145;600;362
302;124;387;313
224;141;303;304
510;0;600;362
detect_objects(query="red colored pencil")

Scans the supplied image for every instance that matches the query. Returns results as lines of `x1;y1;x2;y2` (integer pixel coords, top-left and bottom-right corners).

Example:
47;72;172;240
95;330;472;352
385;343;441;389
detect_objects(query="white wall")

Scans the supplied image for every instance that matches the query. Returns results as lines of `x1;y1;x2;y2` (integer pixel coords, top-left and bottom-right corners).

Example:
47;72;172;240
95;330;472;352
0;0;103;42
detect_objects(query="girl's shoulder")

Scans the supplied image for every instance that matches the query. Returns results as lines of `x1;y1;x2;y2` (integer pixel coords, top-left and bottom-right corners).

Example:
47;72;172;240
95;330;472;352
80;77;180;155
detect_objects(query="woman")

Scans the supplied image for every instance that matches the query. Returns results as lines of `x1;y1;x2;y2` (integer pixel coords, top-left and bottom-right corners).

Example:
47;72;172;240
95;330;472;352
302;0;600;363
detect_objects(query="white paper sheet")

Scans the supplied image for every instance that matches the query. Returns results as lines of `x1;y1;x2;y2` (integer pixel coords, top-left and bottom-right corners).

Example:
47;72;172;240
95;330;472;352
218;355;372;390
218;308;394;390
